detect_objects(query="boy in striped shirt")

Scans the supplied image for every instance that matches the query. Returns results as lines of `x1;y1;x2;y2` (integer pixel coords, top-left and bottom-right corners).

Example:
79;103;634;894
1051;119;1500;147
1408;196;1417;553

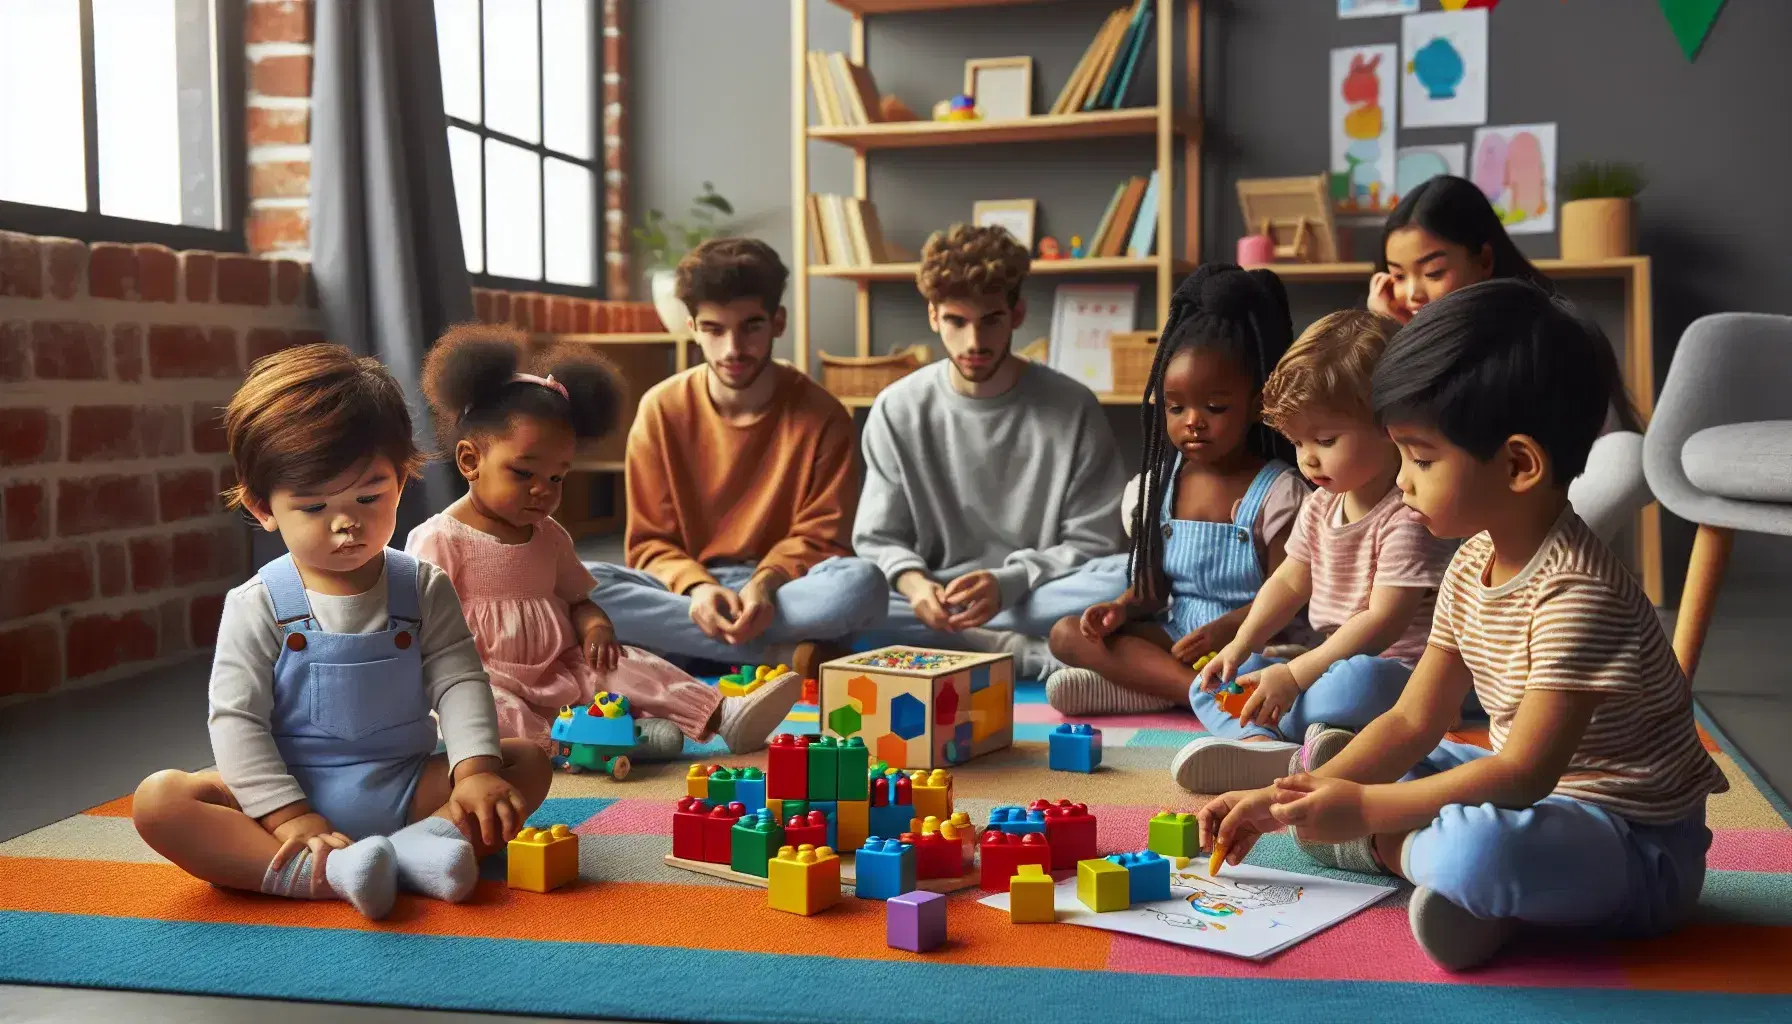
1199;280;1726;971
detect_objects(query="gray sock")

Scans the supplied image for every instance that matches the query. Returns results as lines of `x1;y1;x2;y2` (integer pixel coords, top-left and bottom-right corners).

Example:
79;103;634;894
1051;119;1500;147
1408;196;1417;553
260;847;332;900
1293;831;1388;875
388;816;477;903
633;717;687;761
321;836;399;919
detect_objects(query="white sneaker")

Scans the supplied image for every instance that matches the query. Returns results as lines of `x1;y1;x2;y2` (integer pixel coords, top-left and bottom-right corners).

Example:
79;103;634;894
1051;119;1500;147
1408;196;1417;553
1170;735;1299;794
1293;722;1355;775
1045;668;1174;715
716;670;803;754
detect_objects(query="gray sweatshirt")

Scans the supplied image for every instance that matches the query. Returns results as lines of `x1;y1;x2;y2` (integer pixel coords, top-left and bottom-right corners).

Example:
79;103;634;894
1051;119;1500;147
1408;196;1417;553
853;360;1127;607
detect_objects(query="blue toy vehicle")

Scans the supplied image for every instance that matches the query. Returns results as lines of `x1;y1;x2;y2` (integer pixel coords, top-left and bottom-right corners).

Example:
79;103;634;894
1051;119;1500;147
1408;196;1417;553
549;690;639;779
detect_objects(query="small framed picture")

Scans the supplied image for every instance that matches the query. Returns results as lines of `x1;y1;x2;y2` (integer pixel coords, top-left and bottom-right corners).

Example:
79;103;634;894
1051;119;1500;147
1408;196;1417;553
973;198;1038;247
964;56;1033;121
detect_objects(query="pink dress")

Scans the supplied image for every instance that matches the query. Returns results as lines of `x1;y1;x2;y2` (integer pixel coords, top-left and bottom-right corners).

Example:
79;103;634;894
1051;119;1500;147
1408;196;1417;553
406;513;722;750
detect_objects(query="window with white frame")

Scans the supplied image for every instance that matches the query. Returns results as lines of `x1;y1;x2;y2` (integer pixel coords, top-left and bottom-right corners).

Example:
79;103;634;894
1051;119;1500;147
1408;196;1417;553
0;0;244;249
435;0;601;294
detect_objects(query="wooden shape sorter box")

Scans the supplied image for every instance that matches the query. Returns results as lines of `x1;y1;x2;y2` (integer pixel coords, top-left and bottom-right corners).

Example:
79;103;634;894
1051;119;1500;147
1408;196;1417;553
818;646;1014;770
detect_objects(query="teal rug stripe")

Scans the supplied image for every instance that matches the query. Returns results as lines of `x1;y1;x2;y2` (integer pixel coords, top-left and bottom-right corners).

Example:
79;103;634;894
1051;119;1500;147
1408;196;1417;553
1696;870;1792;926
1;914;1787;1024
1129;727;1207;748
524;797;613;829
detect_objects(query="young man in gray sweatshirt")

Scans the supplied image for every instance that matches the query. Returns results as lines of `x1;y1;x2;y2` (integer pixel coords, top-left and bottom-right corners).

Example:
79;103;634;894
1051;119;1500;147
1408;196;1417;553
851;223;1130;678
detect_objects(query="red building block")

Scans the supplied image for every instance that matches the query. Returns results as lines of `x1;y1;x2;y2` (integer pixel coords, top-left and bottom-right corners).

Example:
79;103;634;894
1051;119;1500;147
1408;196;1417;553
768;733;810;799
783;810;828;851
673;797;710;861
901;829;961;880
1035;799;1099;870
870;771;913;807
702;801;747;863
979;831;1052;892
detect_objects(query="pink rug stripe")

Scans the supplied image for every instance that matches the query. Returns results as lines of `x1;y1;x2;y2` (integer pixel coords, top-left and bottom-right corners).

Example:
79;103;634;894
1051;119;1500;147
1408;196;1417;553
1013;704;1205;731
580;799;674;836
1709;830;1792;871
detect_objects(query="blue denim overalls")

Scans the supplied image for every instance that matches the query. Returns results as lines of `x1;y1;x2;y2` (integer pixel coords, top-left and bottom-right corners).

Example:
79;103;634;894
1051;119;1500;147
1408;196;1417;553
263;549;438;840
1159;457;1293;640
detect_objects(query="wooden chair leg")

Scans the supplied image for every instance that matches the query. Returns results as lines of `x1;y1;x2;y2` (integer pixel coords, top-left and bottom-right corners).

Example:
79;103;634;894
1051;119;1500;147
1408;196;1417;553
1673;524;1734;680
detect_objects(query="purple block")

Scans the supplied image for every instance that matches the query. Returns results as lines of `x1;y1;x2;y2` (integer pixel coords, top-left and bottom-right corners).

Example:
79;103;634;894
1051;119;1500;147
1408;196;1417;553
886;890;947;953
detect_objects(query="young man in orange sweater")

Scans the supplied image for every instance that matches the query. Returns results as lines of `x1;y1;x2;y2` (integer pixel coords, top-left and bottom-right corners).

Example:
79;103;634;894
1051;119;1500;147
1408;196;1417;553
588;238;886;677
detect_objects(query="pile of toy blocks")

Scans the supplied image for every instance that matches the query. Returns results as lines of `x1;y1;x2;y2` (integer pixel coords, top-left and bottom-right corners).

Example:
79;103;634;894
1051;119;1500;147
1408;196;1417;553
718;662;792;698
977;799;1099;890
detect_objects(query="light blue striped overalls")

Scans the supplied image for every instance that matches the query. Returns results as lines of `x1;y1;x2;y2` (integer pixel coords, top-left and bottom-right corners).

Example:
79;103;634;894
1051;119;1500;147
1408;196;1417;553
1158;456;1294;640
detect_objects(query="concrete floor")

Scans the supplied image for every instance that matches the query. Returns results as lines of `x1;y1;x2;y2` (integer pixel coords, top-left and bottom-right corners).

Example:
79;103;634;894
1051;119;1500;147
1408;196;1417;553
2;576;1786;1022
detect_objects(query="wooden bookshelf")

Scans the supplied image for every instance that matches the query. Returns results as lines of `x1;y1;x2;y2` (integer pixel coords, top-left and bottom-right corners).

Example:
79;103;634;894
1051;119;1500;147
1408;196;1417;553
809;255;1195;281
831;0;1073;14
550;331;683;345
808;108;1198;152
1260;256;1649;283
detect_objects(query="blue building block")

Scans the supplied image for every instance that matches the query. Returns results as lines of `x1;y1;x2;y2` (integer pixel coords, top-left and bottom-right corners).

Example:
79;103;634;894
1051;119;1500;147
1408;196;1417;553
1048;723;1103;773
855;837;916;900
733;770;766;814
1108;850;1172;904
987;805;1047;835
869;800;912;842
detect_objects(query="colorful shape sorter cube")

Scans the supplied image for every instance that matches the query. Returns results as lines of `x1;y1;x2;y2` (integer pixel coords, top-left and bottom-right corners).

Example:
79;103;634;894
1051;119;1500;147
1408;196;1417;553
1048;723;1103;773
855;837;917;900
767;844;841;915
979;831;1052;892
672;797;710;861
836;798;870;852
703;802;747;864
1077;857;1130;912
808;736;840;800
730;809;784;877
507;824;578;892
987;805;1047;836
908;768;953;824
1037;799;1099;870
767;733;809;799
784;810;830;852
887;890;947;952
733;767;766;814
1108;850;1172;903
819;646;1014;769
1008;863;1057;923
1147;811;1200;860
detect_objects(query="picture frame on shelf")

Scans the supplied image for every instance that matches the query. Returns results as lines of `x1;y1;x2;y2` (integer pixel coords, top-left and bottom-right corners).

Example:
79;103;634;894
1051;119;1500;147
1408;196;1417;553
964;56;1033;122
1235;176;1339;264
973;198;1039;248
1048;283;1138;394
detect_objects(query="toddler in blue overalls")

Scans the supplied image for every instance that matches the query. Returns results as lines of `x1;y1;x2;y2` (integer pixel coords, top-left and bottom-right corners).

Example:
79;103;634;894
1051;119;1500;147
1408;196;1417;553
132;343;552;920
1046;264;1309;719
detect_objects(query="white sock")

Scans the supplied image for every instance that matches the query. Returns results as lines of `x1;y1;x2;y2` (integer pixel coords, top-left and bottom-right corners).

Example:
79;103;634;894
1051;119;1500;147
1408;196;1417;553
320;836;399;919
388;816;478;903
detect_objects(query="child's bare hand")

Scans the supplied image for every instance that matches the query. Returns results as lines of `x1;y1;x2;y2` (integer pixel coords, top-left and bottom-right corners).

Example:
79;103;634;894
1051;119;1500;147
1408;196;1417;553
1271;773;1369;843
1079;600;1128;641
1198;637;1254;691
1367;272;1411;323
1238;662;1301;727
582;620;622;674
1197;786;1281;866
446;771;530;849
1172;618;1235;664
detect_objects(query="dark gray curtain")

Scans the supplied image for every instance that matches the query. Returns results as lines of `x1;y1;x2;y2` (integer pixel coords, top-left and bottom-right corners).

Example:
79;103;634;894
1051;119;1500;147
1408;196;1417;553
310;0;471;540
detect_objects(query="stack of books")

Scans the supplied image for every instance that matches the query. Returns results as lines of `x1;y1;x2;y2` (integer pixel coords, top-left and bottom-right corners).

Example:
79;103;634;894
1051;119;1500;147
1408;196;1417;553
1085;171;1161;259
1051;0;1156;114
807;194;912;267
806;51;884;127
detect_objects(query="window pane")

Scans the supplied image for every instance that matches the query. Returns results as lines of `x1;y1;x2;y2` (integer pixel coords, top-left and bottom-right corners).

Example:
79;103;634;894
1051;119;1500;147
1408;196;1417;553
93;0;191;226
434;0;480;123
543;158;593;287
448;127;483;273
541;0;591;159
484;139;541;281
482;0;540;144
0;0;86;211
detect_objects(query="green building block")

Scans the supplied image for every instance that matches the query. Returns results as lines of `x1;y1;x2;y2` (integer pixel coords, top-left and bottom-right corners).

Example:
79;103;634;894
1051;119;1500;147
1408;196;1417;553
707;767;738;806
730;812;784;877
836;736;869;800
769;798;809;824
1147;811;1199;859
807;736;839;801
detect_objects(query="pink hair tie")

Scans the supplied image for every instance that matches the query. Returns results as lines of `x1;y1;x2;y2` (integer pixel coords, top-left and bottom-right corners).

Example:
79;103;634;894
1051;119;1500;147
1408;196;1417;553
512;372;569;400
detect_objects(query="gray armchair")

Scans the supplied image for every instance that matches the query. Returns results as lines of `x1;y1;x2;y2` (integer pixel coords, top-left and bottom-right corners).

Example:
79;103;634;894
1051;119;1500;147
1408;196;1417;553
1643;312;1792;678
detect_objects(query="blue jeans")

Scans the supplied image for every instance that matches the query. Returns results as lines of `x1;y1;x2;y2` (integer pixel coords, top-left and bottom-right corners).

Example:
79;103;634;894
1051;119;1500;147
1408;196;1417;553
1402;741;1709;934
1190;653;1413;742
854;553;1131;651
586;556;888;664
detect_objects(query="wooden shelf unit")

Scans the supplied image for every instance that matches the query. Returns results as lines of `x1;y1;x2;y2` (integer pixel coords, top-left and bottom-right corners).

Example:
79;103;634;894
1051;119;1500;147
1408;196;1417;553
792;0;1204;375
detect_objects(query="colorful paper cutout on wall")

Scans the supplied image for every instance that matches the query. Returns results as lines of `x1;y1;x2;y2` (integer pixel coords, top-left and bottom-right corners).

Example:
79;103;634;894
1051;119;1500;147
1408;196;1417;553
1471;123;1558;235
1329;44;1398;215
1658;0;1725;61
1395;144;1466;198
1338;0;1417;18
1439;0;1498;10
1401;10;1488;128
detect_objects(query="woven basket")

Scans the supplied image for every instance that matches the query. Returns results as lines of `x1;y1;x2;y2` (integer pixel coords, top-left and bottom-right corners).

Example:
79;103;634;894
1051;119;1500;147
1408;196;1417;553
1108;330;1160;397
820;344;932;398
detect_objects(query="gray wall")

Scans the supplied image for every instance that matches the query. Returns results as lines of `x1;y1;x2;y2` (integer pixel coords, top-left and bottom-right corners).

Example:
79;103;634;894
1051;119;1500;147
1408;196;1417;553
630;0;1792;592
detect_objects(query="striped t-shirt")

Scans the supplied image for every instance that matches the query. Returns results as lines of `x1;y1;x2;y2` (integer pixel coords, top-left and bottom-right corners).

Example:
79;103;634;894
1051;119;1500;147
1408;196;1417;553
1430;509;1727;824
1283;487;1456;665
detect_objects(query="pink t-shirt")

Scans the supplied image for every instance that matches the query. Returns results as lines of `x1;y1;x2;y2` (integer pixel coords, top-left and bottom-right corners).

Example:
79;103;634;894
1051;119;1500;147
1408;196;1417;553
1282;486;1456;665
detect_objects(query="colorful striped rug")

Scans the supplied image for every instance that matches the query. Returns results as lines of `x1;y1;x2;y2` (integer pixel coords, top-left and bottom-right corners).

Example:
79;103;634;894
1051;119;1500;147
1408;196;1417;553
3;684;1790;1023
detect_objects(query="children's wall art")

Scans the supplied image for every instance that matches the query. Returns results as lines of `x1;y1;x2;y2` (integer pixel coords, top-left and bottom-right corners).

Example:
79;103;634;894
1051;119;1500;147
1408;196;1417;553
1329;45;1398;216
1471;123;1558;234
1439;0;1500;9
1048;283;1138;394
1338;0;1418;18
1400;9;1488;128
1395;143;1466;198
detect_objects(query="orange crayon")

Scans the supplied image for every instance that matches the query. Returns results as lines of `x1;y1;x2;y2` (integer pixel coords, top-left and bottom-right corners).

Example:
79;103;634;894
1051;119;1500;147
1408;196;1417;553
1208;840;1228;877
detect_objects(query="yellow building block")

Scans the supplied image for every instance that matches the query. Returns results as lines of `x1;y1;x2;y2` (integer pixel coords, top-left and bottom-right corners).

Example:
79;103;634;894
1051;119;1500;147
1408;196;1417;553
1076;857;1129;912
767;844;841;915
507;825;579;892
1009;863;1057;923
908;768;952;824
939;811;978;870
836;798;870;852
685;764;712;800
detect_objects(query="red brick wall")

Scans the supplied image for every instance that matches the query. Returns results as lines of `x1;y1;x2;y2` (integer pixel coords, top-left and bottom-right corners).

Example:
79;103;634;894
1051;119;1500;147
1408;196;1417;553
245;0;313;258
0;232;323;700
470;288;659;335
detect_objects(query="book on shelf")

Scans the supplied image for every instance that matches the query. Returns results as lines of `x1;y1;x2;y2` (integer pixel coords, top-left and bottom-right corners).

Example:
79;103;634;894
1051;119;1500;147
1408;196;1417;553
1051;8;1125;114
1125;170;1160;259
808;51;882;128
1103;0;1154;110
1099;176;1148;257
1087;181;1127;256
807;194;897;267
1050;1;1155;115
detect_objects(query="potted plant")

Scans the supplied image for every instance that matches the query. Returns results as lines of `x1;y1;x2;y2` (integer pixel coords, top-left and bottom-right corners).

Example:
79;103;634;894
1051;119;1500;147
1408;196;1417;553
633;182;735;336
1559;161;1645;261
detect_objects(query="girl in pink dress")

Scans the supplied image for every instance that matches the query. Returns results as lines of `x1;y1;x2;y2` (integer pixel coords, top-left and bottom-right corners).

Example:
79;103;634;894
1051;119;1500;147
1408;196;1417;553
407;324;802;758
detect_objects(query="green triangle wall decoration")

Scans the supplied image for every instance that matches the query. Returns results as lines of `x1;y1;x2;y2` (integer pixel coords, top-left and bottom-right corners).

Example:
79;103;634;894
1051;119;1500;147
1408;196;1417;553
1658;0;1726;62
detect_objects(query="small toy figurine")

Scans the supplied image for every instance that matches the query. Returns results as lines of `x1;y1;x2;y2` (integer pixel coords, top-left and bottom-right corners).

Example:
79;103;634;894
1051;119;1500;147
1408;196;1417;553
1037;236;1063;260
1214;680;1259;718
933;93;981;121
1068;235;1086;258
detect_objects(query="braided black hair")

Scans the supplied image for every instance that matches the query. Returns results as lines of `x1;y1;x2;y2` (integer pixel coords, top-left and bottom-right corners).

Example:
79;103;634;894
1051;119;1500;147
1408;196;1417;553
421;322;624;452
1125;263;1296;604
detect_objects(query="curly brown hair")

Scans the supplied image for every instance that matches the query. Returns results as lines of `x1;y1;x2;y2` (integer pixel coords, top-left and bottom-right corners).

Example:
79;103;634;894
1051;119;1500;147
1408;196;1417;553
675;237;788;317
1260;308;1398;431
915;223;1030;307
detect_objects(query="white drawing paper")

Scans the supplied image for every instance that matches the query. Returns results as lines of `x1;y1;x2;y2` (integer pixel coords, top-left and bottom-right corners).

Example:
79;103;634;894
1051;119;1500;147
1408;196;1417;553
1338;0;1418;18
1048;283;1138;395
1330;44;1398;216
1401;10;1488;128
1395;143;1467;199
1470;122;1558;235
979;862;1396;961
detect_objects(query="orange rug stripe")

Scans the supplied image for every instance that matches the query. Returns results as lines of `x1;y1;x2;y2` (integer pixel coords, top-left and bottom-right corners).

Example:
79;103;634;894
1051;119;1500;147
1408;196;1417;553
1618;922;1792;994
83;795;135;817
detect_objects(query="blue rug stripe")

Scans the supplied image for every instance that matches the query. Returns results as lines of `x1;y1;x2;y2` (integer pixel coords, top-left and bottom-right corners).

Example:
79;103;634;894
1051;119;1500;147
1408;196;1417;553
524;797;614;830
1;914;1786;1023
